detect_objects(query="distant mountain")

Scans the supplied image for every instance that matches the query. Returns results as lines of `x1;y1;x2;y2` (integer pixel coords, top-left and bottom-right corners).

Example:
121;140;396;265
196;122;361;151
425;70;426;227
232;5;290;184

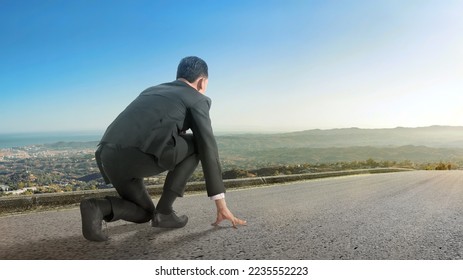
215;126;463;167
216;126;463;152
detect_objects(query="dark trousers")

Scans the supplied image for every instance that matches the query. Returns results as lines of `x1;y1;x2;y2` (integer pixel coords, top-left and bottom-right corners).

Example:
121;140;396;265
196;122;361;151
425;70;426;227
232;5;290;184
99;135;199;223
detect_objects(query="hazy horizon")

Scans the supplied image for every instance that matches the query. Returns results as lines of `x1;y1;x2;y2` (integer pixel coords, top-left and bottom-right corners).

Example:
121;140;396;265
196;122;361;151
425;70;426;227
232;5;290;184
1;124;462;150
1;123;461;136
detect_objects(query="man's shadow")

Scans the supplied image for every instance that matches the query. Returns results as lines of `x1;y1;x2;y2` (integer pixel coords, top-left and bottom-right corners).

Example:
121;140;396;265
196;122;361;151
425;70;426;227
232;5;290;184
1;222;228;260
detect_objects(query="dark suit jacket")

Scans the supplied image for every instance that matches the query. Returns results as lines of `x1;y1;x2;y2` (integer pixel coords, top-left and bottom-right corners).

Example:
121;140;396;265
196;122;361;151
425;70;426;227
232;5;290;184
99;80;225;196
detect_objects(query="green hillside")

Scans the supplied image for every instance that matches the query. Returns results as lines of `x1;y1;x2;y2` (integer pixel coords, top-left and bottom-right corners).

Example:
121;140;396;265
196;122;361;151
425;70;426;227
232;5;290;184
216;126;463;169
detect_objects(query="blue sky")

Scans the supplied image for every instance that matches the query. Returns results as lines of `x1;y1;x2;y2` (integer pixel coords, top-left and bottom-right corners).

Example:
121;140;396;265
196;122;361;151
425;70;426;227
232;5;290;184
1;0;462;133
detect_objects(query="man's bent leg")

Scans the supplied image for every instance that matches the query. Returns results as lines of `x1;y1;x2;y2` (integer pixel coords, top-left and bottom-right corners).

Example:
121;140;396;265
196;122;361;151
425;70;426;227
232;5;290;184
153;135;199;228
108;177;155;223
156;153;199;213
81;145;163;241
102;146;161;223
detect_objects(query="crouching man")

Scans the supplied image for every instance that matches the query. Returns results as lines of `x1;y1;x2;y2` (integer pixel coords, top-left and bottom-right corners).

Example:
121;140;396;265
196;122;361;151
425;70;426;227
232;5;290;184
80;56;246;241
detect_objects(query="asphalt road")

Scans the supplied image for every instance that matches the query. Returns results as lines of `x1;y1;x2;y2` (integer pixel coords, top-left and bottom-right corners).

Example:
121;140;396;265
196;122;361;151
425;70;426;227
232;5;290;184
1;170;463;260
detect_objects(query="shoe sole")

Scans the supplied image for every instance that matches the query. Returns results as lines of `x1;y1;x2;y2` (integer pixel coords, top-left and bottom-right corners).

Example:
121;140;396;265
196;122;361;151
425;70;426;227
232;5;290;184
151;216;188;228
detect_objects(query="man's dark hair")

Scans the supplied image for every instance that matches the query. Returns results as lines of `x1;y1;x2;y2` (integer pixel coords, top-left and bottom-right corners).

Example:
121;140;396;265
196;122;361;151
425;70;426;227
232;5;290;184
176;56;208;83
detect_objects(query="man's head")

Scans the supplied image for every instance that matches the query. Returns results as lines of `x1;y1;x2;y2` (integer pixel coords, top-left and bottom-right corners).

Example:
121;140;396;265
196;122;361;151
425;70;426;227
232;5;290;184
176;56;209;94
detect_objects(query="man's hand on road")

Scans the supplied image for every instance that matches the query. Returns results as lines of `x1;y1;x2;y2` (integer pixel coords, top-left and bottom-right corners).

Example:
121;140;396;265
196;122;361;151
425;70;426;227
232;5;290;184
212;198;247;228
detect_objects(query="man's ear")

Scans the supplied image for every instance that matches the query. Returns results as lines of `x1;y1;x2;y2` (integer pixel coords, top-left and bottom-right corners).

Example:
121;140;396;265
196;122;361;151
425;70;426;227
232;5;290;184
196;77;207;93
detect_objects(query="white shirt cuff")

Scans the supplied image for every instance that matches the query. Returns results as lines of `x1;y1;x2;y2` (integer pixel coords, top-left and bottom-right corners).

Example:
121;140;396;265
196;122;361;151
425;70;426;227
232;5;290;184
209;193;225;200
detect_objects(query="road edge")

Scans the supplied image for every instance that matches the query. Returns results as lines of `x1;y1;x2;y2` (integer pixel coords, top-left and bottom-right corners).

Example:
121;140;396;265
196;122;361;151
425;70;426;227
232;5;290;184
0;168;412;215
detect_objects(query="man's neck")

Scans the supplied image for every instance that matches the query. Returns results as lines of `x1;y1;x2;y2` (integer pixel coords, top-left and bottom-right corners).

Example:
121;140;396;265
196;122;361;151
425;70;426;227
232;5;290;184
177;78;203;94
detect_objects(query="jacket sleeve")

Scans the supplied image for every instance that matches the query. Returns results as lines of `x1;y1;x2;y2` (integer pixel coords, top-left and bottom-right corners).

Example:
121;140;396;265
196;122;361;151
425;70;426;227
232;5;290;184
189;98;225;196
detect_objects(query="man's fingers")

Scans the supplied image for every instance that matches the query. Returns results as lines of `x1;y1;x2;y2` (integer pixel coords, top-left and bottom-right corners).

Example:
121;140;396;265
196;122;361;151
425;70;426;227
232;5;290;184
234;217;247;226
212;214;224;226
232;217;247;229
212;213;247;228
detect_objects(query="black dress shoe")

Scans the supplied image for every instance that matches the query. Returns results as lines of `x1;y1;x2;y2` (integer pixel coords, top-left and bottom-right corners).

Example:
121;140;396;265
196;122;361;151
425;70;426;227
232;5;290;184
80;199;108;242
151;212;188;228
